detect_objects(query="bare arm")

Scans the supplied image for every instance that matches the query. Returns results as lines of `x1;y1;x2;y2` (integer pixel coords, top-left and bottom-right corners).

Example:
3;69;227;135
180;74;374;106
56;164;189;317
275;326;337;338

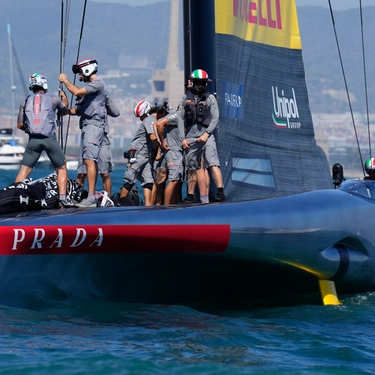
149;133;160;147
60;107;77;117
59;89;69;107
154;117;169;149
17;122;26;131
68;107;77;116
58;73;88;96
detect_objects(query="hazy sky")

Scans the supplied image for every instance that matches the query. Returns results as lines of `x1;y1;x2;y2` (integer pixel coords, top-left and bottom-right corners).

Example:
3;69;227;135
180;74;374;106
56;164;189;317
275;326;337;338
91;0;374;10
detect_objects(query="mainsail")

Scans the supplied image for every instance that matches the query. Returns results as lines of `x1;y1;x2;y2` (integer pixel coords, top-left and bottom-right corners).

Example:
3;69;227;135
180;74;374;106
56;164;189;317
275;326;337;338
185;0;332;201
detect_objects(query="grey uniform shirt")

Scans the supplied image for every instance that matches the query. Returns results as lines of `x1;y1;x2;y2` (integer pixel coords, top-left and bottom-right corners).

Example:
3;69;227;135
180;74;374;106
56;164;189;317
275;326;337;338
163;112;183;152
130;115;155;156
78;77;107;128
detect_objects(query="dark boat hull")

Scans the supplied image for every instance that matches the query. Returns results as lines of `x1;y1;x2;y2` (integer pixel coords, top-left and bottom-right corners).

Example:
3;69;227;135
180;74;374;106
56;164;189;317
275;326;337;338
1;187;374;306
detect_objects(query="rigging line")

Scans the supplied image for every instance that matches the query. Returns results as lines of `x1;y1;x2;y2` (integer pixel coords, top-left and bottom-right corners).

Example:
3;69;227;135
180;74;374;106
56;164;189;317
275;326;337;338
62;0;71;74
60;0;71;150
328;0;365;177
59;0;71;151
64;0;88;154
359;0;371;163
58;0;65;149
184;0;193;77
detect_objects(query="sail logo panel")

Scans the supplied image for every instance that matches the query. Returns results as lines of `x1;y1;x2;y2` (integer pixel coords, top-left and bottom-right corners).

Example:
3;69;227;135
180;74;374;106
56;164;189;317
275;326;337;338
222;81;244;119
214;0;331;201
272;86;301;129
0;224;230;255
215;0;301;49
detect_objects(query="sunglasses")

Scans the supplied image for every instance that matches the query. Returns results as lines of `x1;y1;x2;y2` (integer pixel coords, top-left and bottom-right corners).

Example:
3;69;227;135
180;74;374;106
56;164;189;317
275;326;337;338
192;79;208;86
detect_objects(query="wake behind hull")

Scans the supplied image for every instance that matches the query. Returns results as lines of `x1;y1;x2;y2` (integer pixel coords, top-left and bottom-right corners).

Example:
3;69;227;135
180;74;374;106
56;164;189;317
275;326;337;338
1;188;374;306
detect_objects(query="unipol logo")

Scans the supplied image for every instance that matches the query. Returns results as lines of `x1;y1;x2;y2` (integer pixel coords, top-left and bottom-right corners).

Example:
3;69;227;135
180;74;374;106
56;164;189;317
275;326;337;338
271;86;301;129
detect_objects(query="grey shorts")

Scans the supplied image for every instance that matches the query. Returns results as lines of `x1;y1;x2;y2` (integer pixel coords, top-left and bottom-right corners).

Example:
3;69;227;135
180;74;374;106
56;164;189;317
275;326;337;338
204;135;220;168
81;123;105;162
123;151;154;187
184;139;205;171
165;150;184;181
22;133;66;169
78;134;113;174
184;135;220;171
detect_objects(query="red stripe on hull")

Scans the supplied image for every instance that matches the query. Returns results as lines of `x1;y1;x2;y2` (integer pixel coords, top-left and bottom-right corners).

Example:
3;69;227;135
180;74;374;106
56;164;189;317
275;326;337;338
0;224;230;255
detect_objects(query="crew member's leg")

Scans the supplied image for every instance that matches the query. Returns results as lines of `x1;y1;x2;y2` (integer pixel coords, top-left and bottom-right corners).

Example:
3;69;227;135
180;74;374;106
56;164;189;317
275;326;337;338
120;150;144;198
143;183;154;206
98;135;113;195
75;125;104;207
205;135;226;202
84;159;98;196
15;166;33;183
100;172;112;195
197;157;210;203
47;134;74;207
15;138;40;182
140;161;155;206
164;150;184;205
181;141;203;203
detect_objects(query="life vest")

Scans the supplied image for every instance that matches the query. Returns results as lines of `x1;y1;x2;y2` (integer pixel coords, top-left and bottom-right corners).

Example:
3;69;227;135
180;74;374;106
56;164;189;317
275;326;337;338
184;90;212;128
76;78;107;123
24;93;56;137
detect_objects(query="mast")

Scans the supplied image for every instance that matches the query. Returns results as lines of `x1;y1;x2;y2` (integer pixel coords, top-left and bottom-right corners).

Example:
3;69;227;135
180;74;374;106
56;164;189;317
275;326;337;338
183;0;216;93
7;23;16;140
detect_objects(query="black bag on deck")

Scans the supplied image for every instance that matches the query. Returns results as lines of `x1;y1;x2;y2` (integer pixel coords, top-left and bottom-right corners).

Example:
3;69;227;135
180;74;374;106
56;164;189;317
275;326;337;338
0;180;50;214
0;174;88;215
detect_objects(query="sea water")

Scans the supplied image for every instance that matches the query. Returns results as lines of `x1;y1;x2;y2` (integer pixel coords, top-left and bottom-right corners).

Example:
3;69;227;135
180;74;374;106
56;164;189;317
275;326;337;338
0;168;375;375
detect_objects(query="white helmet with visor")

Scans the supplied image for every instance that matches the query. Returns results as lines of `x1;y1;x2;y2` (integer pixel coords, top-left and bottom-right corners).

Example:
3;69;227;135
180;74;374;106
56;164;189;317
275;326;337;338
72;58;98;77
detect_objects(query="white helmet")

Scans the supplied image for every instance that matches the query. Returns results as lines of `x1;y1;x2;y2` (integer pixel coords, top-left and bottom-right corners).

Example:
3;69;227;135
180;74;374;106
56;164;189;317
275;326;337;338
29;73;48;91
72;58;98;77
134;100;151;118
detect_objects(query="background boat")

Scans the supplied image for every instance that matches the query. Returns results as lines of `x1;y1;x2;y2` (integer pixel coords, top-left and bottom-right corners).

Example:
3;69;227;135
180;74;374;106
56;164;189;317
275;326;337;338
0;25;25;171
0;128;25;170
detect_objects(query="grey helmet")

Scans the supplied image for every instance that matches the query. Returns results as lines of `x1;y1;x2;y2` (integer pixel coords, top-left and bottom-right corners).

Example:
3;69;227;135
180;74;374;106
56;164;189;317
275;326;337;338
29;73;48;91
